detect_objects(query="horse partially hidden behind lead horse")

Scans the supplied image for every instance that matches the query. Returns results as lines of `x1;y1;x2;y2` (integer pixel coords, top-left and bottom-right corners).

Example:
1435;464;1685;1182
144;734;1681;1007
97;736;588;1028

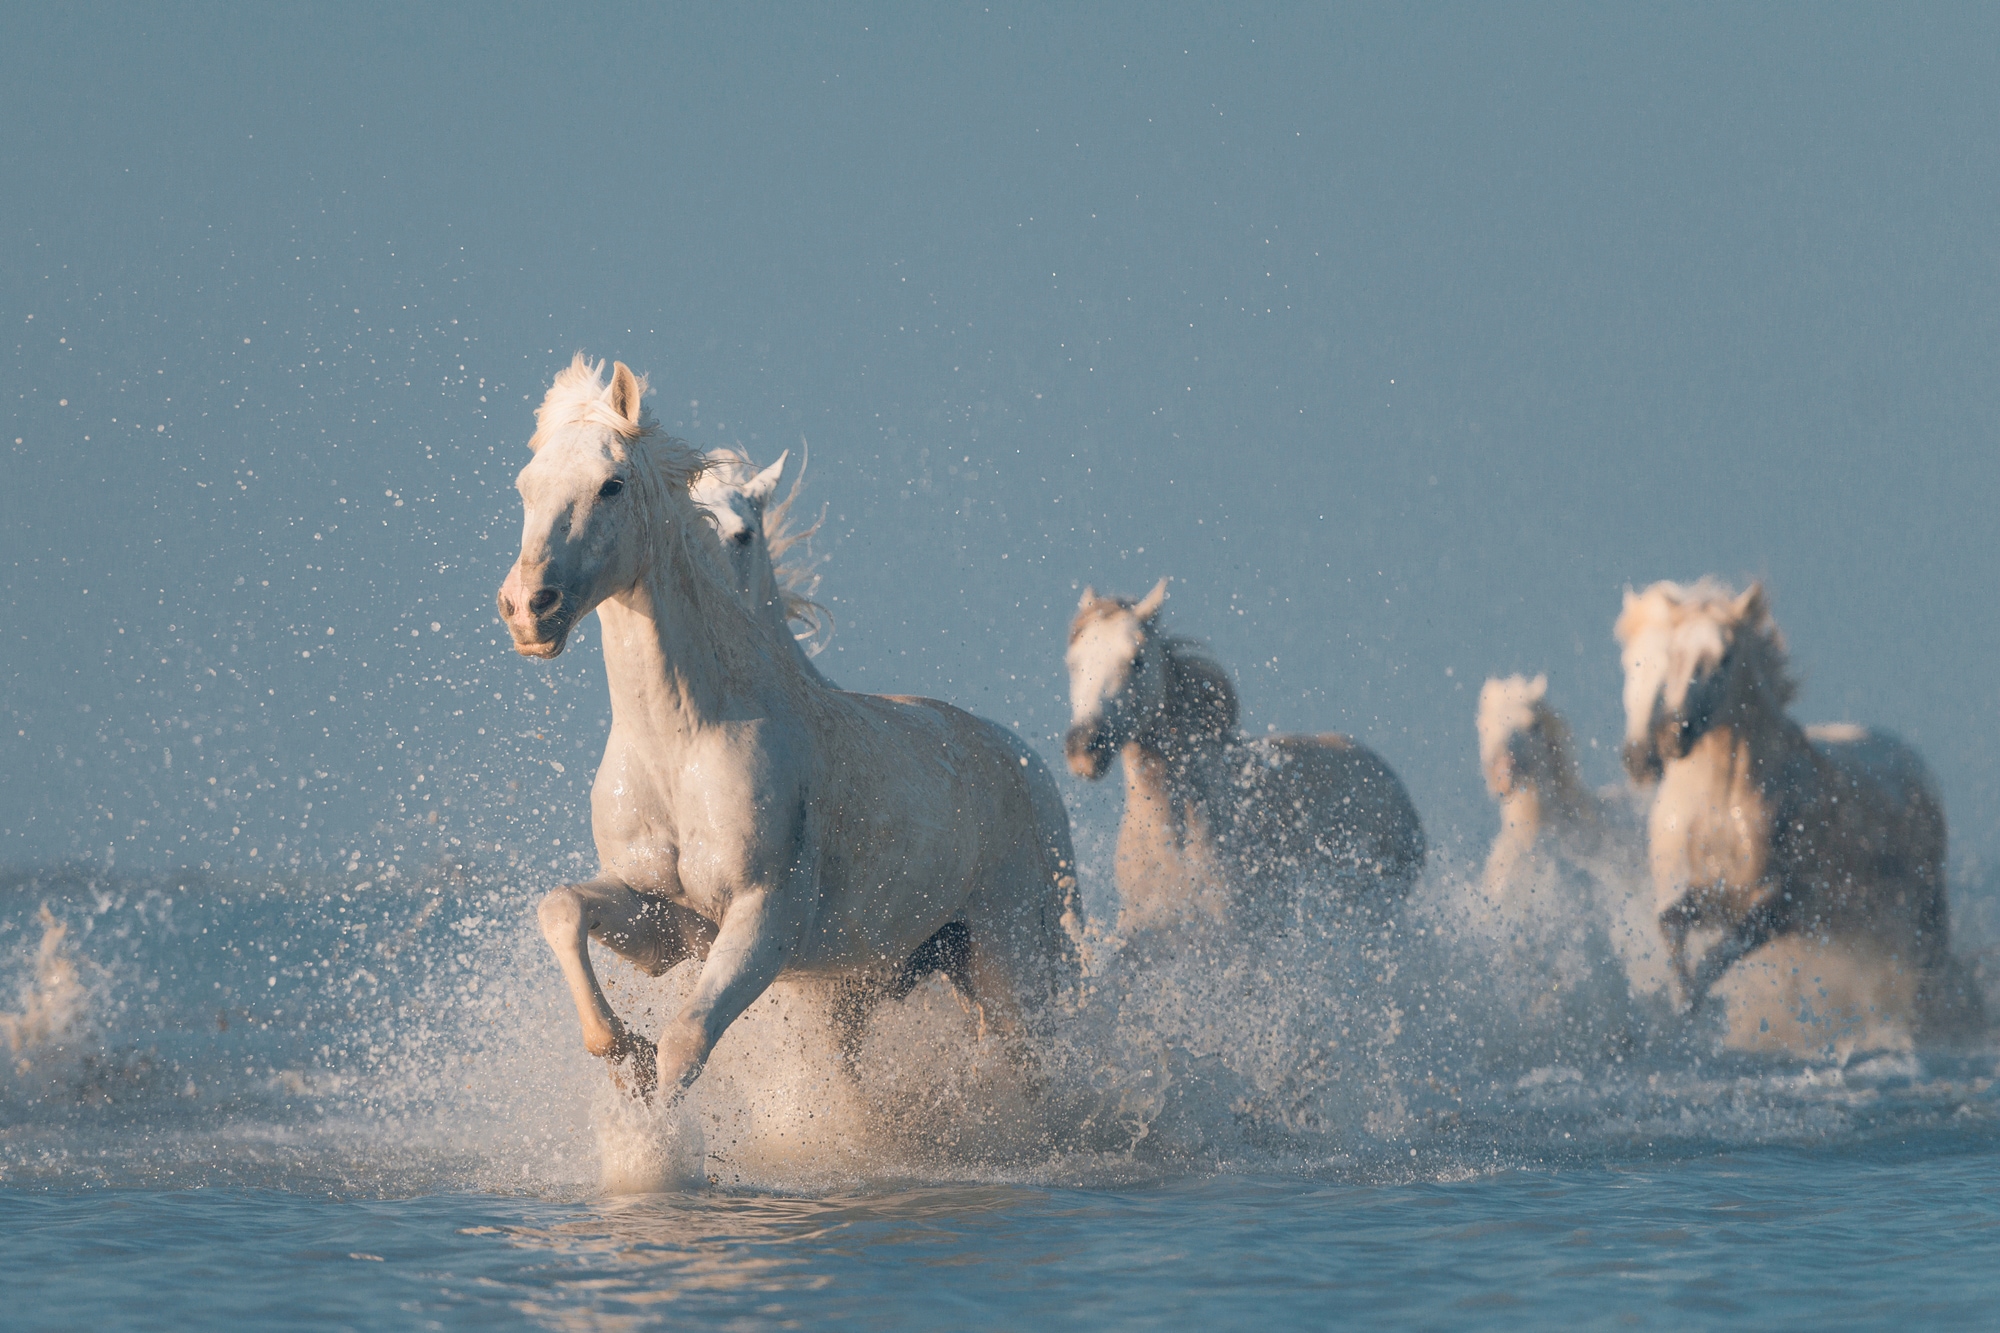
497;357;1081;1106
1615;578;1978;1036
1064;580;1426;933
690;446;831;682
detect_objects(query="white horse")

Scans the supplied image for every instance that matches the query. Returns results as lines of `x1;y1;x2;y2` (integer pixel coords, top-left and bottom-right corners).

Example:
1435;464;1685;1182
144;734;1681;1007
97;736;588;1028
1477;674;1665;1002
1615;579;1974;1032
1478;674;1643;902
497;357;1081;1104
1064;580;1426;932
690;446;831;681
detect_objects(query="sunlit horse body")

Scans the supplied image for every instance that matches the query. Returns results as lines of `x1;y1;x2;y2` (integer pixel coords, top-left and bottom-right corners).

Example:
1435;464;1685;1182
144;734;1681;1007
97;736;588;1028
1065;581;1426;933
1616;579;1975;1036
498;357;1081;1105
1477;674;1665;1002
690;446;831;682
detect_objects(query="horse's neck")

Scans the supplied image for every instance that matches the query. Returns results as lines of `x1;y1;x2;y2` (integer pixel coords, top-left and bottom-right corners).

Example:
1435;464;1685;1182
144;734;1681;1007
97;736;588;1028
1714;681;1813;791
1121;725;1234;836
749;555;826;683
1529;742;1600;837
594;556;792;739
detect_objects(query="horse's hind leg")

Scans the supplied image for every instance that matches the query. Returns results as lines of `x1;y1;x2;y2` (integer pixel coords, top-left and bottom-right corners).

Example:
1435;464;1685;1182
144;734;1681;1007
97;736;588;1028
538;879;714;1096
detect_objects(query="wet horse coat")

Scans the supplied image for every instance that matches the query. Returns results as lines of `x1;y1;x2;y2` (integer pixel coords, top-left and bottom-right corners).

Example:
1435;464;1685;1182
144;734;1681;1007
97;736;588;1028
498;357;1080;1103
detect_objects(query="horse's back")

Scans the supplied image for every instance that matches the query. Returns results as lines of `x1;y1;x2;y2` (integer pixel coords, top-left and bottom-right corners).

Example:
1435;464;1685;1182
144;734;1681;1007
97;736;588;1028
1802;722;1949;940
1251;732;1427;888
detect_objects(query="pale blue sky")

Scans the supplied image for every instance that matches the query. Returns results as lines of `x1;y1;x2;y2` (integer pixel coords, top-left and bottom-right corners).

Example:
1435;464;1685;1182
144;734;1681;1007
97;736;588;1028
7;4;2000;877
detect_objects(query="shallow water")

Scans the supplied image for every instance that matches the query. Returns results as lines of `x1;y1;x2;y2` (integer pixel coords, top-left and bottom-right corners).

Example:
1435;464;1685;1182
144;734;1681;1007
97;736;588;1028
6;861;2000;1328
11;1146;2000;1330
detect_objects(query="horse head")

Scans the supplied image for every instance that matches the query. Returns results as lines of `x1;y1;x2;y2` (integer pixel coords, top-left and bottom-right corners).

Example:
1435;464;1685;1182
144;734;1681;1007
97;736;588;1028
1064;578;1169;779
1616;580;1783;780
691;448;788;601
1477;673;1561;798
497;356;697;658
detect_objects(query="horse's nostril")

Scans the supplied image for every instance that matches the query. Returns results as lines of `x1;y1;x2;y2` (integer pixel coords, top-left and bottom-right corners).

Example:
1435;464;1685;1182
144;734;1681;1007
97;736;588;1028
497;592;516;618
528;588;562;617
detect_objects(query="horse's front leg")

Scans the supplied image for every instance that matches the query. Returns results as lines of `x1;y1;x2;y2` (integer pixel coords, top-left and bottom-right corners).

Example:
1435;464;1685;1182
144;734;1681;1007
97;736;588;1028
1685;896;1786;1013
1658;896;1699;1011
654;889;804;1106
538;879;716;1096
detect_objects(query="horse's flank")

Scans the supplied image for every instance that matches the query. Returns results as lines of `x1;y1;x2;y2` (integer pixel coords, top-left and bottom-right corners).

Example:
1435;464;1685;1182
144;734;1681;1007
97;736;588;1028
1066;585;1426;934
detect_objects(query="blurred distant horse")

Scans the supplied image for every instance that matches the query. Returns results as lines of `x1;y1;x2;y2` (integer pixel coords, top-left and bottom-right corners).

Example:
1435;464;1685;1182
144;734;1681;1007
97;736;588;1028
497;356;1080;1105
1477;674;1622;904
1477;673;1664;1001
1616;579;1974;1030
1064;580;1425;932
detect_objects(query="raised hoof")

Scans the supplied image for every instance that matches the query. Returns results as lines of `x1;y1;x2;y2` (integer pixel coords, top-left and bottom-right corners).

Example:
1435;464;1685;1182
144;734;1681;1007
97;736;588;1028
606;1031;659;1103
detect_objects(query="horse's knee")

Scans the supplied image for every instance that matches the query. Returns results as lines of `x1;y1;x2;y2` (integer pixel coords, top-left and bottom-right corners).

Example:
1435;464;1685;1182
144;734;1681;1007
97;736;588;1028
538;886;585;946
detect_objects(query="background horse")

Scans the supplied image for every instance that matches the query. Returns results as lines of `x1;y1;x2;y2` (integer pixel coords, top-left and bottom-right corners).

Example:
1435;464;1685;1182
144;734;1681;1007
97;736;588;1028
1064;580;1426;933
690;446;831;680
1615;579;1978;1038
497;357;1080;1105
1477;673;1665;1004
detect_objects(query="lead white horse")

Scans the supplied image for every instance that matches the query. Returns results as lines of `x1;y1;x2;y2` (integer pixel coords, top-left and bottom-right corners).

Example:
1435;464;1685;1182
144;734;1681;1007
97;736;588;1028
1065;581;1426;932
1615;579;1976;1035
690;446;831;681
498;357;1081;1105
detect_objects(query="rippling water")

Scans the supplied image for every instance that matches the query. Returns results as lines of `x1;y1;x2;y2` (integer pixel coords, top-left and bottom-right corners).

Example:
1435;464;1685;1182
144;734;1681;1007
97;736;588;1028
5;860;1999;1328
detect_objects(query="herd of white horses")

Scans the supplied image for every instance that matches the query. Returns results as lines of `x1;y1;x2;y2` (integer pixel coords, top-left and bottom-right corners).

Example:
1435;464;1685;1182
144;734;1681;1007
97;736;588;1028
496;357;1979;1110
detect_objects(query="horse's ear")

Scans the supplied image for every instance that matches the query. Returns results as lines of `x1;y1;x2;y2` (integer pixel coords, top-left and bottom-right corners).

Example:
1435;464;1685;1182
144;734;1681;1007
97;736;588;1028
1733;582;1767;626
745;451;787;505
608;361;646;430
1078;586;1097;611
1529;673;1548;700
1135;577;1170;621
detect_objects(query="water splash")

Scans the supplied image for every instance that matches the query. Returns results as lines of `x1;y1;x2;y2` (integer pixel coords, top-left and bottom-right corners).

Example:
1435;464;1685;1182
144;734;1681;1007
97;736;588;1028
1;844;1995;1197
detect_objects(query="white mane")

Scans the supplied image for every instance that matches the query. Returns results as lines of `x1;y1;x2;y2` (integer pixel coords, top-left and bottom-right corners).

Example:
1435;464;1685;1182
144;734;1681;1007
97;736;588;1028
529;355;704;487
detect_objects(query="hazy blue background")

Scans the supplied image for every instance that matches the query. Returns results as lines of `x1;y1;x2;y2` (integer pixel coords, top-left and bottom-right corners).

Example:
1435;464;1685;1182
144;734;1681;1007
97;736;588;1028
7;3;2000;880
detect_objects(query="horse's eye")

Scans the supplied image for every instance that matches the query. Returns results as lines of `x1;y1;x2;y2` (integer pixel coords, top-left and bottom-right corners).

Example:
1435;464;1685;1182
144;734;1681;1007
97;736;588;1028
733;529;755;545
598;478;625;498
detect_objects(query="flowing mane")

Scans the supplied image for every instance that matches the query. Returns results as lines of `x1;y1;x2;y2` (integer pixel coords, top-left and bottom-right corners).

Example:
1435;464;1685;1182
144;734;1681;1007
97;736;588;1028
703;445;833;654
1615;576;1797;707
1161;636;1239;738
537;357;812;696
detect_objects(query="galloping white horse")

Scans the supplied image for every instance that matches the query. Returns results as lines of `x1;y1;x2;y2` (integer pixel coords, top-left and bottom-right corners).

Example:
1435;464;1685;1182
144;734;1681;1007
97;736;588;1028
497;357;1081;1104
1065;581;1426;932
1477;674;1639;904
690;446;831;680
1615;579;1969;1028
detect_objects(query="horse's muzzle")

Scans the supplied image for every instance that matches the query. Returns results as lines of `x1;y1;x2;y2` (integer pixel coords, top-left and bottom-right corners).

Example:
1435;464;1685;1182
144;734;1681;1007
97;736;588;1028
1065;724;1112;780
498;567;574;658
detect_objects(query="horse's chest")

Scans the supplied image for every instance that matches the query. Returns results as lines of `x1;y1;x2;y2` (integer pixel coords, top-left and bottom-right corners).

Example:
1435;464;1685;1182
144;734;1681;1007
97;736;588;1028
1652;765;1770;893
589;727;786;903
